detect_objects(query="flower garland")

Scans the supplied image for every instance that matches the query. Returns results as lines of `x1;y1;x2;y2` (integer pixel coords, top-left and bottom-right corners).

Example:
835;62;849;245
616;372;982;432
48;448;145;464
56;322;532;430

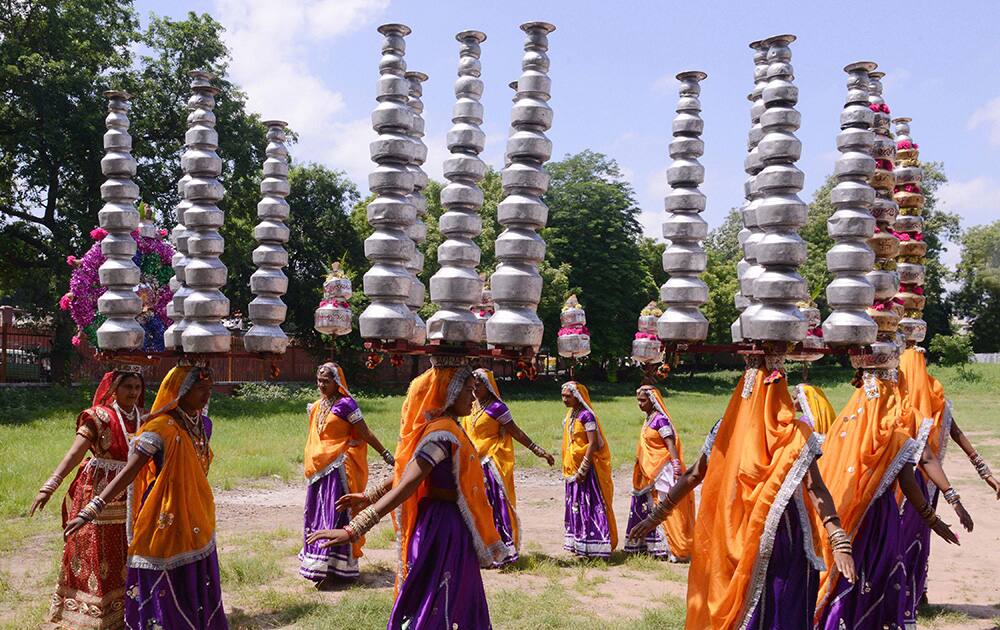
60;213;175;351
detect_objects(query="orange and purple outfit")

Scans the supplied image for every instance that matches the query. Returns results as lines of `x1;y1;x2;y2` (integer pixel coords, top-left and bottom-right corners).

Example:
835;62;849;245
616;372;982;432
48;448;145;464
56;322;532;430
299;364;368;581
125;365;227;629
624;386;694;561
388;365;508;629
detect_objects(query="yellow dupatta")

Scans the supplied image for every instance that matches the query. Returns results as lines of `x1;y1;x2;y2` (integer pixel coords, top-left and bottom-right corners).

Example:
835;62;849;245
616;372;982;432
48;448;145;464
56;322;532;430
392;366;507;595
685;362;823;630
561;381;618;551
129;366;216;569
795;383;837;434
899;347;950;458
461;368;520;551
633;385;694;559
815;371;918;620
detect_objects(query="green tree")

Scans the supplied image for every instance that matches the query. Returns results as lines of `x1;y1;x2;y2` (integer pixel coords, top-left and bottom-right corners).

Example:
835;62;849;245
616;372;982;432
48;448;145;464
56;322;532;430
542;150;657;366
0;0;140;379
702;209;742;345
953;220;1000;351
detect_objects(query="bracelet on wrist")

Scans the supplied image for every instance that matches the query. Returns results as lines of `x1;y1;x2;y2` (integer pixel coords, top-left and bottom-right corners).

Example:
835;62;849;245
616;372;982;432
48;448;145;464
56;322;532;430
40;473;64;495
77;496;106;522
828;528;852;555
346;506;380;541
943;487;962;506
343;524;357;542
364;479;391;505
381;449;395;466
970;454;993;481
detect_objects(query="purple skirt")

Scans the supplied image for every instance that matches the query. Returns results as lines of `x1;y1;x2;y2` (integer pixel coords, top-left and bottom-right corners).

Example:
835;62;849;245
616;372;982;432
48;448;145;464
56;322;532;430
820;490;908;630
299;467;358;581
899;469;932;623
482;460;518;566
745;498;820;629
564;470;613;558
388;498;491;630
124;549;227;629
624;491;670;558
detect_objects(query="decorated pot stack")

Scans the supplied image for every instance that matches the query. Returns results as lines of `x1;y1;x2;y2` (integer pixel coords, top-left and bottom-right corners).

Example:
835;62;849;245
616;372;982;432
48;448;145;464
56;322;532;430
821;62;878;347
788;300;824;362
314;262;353;337
244;121;291;354
404;71;429;345
749;35;808;342
164;174;192;349
734;40;770;342
892;117;927;343
360;24;417;342
427;31;487;344
94;90;144;350
859;70;901;368
658;71;709;343
180;71;231;354
633;302;664;364
487;22;556;351
557;295;590;359
473;274;494;325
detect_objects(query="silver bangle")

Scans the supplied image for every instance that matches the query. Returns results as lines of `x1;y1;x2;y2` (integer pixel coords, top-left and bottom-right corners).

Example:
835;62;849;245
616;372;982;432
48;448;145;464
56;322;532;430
346;506;380;541
77;496;106;522
943;488;961;506
40;473;64;495
381;449;395;466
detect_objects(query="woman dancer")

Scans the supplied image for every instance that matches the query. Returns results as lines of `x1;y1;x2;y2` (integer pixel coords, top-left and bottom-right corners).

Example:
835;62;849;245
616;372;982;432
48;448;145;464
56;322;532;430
462;368;555;565
299;362;394;588
32;367;144;630
624;384;694;562
307;361;508;629
64;365;227;629
630;355;857;629
560;381;617;559
815;367;959;630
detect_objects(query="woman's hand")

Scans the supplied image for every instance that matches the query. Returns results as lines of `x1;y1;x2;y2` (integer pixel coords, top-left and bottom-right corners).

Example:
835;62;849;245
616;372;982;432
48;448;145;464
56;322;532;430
628;517;657;540
334;492;371;513
985;475;1000;500
306;529;352;549
542;452;555;467
930;518;960;545
29;491;52;516
63;516;88;540
952;502;974;532
833;550;857;584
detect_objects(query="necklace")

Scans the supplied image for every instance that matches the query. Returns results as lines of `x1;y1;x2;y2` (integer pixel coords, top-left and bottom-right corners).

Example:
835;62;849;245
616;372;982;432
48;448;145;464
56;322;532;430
112;401;139;447
176;406;209;470
316;397;334;434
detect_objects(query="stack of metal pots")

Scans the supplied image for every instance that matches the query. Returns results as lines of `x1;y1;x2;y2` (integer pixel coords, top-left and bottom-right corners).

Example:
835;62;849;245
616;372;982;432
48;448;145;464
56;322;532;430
314;262;353;337
243;121;291;354
164;174;191;349
486;21;556;351
473;274;494;331
180;70;231;354
427;30;488;344
657;71;709;343
788;300;825;362
557;295;590;359
633;302;664;364
749;35;808;343
404;71;429;345
821;62;878;347
860;70;902;368
892;117;927;343
95;90;144;350
360;24;417;342
734;41;770;342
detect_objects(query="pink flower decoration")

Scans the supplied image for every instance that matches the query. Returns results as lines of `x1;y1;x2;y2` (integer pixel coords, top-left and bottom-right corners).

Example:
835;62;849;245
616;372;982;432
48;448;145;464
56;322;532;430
159;229;168;237
634;332;658;340
558;325;590;337
59;293;73;310
71;335;82;347
90;227;108;241
66;255;78;266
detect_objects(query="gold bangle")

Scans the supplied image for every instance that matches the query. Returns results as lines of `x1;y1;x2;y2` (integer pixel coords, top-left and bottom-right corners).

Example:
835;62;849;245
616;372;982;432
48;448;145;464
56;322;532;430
346;506;380;541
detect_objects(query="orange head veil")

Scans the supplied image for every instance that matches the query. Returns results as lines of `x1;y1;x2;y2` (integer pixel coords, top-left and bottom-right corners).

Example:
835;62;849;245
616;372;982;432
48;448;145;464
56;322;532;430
473;368;502;402
148;365;213;419
317;362;351;398
637;383;684;457
392;365;504;586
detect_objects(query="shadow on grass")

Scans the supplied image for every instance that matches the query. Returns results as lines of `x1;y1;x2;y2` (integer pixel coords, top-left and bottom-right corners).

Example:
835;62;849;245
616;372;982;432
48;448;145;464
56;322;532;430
921;601;999;623
501;549;679;574
228;601;324;629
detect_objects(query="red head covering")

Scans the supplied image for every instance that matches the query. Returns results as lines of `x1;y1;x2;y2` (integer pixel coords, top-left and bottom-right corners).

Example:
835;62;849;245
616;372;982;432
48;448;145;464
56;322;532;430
91;369;146;409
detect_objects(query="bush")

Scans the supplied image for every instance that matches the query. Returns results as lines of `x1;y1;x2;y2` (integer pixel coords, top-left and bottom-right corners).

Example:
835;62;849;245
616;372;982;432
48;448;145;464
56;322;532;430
929;334;973;367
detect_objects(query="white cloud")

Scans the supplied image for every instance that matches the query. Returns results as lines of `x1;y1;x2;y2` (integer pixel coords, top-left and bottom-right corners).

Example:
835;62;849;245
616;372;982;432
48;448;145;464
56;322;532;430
968;96;1000;146
214;0;390;181
650;73;680;96
937;176;1000;227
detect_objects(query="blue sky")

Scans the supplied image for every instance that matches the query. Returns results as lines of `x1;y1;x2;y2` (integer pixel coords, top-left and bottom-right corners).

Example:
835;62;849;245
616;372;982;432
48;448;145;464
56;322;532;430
134;0;1000;269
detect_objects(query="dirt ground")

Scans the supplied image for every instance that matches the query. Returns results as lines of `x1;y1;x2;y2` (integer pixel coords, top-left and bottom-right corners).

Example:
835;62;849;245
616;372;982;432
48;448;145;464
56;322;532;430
4;462;999;628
